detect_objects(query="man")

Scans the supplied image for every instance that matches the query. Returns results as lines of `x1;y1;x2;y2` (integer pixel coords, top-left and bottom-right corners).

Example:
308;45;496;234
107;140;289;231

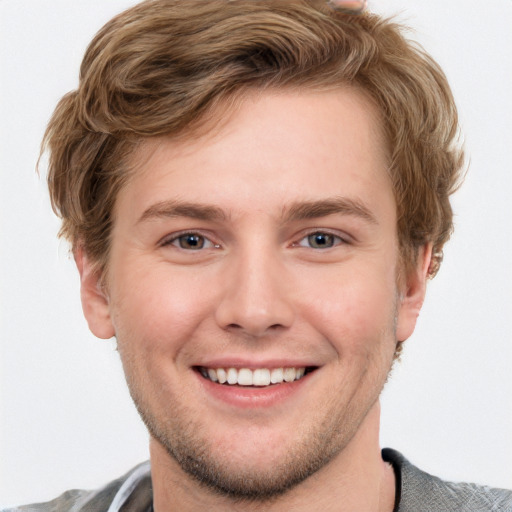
6;0;512;510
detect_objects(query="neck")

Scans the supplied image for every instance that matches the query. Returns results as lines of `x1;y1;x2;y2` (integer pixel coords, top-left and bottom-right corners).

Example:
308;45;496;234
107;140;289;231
150;401;395;512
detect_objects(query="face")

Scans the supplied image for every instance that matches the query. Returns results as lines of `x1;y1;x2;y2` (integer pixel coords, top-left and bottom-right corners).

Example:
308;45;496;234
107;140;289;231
80;88;427;500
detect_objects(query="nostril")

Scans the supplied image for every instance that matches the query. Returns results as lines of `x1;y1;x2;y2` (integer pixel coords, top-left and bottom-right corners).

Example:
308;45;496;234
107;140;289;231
224;322;285;336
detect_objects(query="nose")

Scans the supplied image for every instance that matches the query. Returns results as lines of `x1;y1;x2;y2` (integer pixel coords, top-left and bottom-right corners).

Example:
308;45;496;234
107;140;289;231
214;247;295;337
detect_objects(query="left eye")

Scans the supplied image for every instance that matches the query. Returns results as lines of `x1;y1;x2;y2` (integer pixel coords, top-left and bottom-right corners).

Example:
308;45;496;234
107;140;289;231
297;232;343;249
166;233;215;250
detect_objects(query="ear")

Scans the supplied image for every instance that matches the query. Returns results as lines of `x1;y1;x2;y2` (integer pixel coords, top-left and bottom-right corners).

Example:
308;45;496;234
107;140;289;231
396;244;432;342
74;247;115;339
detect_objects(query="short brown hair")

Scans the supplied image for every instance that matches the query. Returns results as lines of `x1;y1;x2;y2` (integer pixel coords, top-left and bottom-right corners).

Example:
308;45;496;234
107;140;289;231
42;0;464;277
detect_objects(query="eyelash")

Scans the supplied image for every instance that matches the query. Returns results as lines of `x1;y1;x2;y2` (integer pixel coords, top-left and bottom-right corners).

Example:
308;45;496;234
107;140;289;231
294;230;348;249
161;230;348;251
161;231;220;251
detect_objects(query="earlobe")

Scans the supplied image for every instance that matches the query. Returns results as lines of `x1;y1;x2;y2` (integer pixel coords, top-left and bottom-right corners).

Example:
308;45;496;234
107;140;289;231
74;247;115;340
396;244;433;342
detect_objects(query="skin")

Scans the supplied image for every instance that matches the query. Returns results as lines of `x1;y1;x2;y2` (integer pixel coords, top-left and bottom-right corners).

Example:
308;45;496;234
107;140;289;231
77;88;431;511
328;0;367;13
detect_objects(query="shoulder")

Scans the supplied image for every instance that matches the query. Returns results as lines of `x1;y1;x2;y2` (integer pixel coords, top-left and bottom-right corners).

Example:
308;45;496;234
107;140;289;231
2;490;95;512
383;448;512;512
2;462;151;512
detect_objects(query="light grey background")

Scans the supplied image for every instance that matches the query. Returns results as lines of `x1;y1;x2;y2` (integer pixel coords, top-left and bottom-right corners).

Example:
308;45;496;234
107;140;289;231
1;0;511;507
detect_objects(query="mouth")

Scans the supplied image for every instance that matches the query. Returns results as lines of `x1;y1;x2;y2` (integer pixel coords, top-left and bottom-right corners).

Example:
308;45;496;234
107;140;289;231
196;366;317;387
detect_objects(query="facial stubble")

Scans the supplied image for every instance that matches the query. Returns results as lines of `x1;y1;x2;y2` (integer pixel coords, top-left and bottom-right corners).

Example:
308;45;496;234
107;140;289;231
122;329;399;503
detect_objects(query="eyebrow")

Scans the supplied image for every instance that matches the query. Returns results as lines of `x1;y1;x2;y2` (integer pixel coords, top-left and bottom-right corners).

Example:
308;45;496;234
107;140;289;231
137;197;377;225
282;197;378;225
138;200;227;224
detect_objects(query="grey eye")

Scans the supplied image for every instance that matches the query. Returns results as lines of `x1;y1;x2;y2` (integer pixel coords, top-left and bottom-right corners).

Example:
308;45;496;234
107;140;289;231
306;233;336;249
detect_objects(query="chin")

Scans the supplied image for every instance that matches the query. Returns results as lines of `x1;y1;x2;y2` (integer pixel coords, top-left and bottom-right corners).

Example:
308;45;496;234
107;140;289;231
140;396;362;502
153;428;342;501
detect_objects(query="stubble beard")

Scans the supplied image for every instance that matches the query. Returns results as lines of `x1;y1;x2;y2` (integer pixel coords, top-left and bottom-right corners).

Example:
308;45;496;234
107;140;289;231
128;360;395;503
141;400;356;502
139;402;354;502
122;305;400;503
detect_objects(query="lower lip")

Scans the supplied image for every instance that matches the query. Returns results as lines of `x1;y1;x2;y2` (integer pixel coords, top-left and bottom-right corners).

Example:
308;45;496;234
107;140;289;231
196;371;313;409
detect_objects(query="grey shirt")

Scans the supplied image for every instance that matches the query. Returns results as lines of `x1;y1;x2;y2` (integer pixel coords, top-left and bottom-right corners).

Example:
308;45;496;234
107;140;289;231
5;449;512;511
382;448;512;512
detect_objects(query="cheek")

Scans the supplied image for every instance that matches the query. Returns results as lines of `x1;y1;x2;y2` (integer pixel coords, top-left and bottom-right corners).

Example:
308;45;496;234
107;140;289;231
297;266;398;351
109;264;215;354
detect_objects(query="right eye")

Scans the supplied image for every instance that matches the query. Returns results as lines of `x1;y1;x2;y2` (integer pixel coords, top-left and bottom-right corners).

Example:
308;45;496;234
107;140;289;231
162;232;217;250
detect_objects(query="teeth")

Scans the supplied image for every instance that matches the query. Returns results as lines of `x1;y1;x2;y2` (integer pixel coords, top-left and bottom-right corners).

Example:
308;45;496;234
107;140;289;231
217;368;227;384
253;369;271;386
270;368;283;384
238;368;253;386
283;367;296;382
227;368;238;385
201;366;309;386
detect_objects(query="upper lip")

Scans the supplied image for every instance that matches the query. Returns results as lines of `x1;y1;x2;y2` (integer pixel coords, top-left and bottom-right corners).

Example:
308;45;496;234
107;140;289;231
194;358;320;370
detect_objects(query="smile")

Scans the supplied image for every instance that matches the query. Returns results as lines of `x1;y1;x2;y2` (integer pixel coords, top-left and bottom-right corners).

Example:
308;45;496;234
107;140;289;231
198;367;313;386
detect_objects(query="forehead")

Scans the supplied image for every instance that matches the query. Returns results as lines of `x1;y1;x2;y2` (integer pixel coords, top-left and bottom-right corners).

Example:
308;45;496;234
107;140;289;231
117;87;392;223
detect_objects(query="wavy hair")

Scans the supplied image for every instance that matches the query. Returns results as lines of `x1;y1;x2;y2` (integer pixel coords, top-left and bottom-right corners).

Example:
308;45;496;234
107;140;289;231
42;0;464;278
